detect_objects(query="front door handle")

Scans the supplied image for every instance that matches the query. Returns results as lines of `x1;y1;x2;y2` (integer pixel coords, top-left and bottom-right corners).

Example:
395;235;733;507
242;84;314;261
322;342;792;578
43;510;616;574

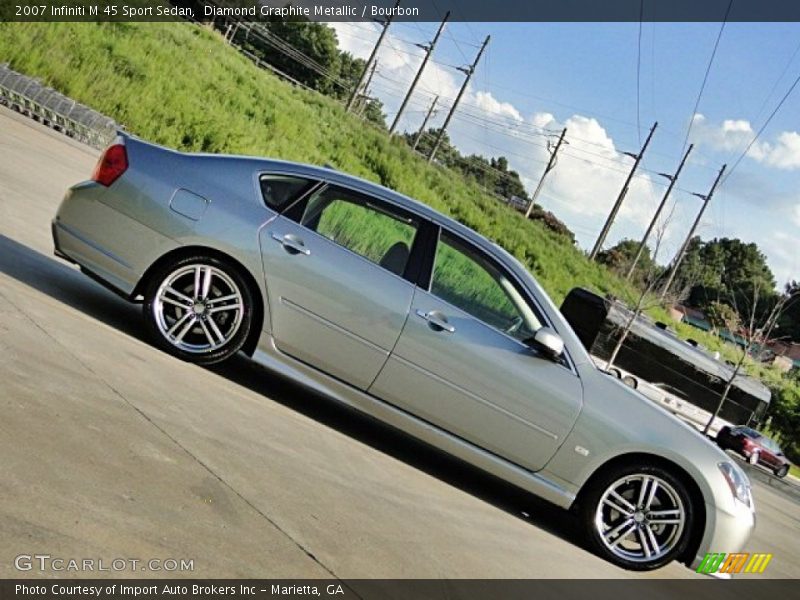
416;309;455;333
271;232;311;256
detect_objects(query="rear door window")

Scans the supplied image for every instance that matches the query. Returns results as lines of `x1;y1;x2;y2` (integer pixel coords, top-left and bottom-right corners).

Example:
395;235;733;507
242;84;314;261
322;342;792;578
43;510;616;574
293;185;420;278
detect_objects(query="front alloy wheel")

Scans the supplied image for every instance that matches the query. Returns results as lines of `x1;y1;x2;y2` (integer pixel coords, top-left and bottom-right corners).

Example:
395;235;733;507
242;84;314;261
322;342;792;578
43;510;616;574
144;256;253;365
581;465;694;570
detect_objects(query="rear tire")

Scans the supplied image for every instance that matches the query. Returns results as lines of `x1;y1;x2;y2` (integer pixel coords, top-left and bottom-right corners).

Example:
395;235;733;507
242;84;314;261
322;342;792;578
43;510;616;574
143;255;253;365
748;451;760;465
579;463;694;571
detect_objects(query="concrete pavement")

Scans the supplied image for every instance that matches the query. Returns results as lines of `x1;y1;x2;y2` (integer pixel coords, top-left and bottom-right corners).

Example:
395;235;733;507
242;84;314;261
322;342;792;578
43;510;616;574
0;106;796;579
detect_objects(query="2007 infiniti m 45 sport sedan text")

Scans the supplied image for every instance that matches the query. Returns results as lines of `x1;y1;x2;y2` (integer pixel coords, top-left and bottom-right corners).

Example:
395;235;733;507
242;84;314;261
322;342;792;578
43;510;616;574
52;133;755;572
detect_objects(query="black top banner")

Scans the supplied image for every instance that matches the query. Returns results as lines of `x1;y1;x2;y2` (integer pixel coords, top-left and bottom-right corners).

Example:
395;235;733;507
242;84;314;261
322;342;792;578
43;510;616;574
4;0;800;22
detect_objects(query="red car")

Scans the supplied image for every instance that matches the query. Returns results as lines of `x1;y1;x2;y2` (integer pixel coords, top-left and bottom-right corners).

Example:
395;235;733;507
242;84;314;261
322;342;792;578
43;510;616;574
716;425;791;478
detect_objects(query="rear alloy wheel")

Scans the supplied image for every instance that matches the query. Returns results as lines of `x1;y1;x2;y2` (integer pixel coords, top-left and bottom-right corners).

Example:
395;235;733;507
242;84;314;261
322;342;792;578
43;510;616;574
143;256;253;365
581;464;694;570
748;451;760;465
774;465;789;479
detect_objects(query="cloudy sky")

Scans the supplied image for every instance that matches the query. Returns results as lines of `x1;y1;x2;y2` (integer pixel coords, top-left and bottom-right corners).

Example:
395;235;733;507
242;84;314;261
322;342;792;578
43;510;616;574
329;21;800;288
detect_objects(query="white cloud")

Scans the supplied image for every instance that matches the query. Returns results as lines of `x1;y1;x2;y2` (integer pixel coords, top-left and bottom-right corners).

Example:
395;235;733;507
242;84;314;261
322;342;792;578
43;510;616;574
757;231;798;287
326;24;785;268
760;131;800;170
473;91;523;122
793;204;800;227
530;112;555;129
690;113;800;170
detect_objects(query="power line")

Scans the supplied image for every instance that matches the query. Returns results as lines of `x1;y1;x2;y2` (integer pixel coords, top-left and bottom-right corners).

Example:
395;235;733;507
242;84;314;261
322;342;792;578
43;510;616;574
679;0;733;156
752;38;800;124
721;69;800;186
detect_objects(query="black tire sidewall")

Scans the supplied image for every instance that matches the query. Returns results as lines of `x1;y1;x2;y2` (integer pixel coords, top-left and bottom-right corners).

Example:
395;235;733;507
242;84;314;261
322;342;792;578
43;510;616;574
580;463;695;571
143;255;253;365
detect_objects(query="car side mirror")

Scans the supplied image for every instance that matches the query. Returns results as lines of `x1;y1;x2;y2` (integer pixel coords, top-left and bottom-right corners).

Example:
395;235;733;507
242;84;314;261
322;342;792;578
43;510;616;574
529;327;565;361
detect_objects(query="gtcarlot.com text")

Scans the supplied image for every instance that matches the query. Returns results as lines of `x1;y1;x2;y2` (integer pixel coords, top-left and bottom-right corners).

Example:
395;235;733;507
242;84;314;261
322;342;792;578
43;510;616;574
14;553;194;573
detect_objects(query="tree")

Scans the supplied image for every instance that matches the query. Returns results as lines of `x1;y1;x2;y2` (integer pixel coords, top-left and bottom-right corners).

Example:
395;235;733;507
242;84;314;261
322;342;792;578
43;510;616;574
596;239;662;290
704;300;740;334
334;51;366;101
360;98;387;129
777;280;800;342
674;237;778;319
408;128;459;166
701;281;800;435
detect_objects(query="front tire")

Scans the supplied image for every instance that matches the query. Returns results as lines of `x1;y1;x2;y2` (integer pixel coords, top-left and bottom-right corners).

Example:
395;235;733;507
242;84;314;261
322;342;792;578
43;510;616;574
774;465;789;478
580;463;694;571
143;255;253;365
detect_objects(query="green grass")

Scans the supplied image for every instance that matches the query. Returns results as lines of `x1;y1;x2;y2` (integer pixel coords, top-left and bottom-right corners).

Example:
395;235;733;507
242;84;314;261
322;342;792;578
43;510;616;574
0;21;636;306
790;464;800;479
1;22;798;445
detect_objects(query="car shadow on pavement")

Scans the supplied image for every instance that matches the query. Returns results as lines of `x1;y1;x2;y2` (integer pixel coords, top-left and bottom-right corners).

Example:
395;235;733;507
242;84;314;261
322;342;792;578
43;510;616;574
0;234;144;341
0;233;588;555
209;353;587;548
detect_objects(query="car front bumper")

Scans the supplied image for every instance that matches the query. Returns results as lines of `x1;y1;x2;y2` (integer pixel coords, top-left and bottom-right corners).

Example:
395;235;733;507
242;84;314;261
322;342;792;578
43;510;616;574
689;496;756;571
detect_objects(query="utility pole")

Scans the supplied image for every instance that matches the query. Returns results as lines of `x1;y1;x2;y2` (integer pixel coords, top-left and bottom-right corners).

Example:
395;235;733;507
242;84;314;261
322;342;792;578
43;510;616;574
428;35;490;163
346;0;399;113
389;12;449;134
356;60;378;116
525;128;567;219
589;122;658;260
412;95;438;151
659;164;727;301
625;144;694;281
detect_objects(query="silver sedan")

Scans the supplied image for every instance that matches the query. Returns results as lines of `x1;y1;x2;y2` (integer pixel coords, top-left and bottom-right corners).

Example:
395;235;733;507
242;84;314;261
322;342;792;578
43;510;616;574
52;133;755;572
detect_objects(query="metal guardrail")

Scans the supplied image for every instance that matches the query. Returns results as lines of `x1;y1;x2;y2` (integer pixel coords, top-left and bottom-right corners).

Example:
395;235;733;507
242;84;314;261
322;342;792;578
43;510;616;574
0;63;117;149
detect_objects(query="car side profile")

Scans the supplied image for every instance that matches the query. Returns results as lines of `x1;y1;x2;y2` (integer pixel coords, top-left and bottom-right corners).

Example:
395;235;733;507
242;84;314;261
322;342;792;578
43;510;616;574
717;425;791;478
52;133;756;572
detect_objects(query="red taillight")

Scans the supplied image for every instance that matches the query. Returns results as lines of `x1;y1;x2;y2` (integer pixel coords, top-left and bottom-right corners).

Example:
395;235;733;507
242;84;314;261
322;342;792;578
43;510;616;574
92;143;128;187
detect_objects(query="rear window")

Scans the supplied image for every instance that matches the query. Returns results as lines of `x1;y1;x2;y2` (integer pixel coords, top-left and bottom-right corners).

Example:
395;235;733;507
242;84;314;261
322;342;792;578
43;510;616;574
736;426;762;439
259;174;316;211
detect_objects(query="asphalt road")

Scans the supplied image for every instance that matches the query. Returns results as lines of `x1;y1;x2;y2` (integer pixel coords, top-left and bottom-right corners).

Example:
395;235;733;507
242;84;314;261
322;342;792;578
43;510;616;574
0;106;797;580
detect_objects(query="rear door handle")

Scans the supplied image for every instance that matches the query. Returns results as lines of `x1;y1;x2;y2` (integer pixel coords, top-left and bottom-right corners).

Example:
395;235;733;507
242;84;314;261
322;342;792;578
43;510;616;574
271;232;311;256
416;309;455;333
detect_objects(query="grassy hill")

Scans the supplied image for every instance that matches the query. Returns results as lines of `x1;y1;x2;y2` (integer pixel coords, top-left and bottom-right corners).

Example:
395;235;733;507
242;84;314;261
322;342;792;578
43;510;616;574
0;21;635;305
2;21;799;457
